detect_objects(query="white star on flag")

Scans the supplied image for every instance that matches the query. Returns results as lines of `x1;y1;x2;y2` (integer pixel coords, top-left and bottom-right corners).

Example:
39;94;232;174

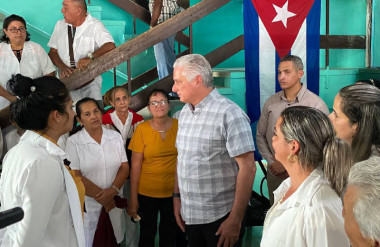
272;1;296;28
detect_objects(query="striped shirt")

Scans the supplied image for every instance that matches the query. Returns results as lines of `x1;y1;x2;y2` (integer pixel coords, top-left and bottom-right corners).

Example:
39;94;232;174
176;88;255;224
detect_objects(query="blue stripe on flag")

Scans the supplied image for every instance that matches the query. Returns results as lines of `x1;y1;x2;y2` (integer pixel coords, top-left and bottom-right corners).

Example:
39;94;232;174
244;0;261;122
306;0;321;95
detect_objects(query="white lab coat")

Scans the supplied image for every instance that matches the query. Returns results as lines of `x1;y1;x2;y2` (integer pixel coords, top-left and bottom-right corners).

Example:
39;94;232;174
65;127;128;247
0;130;85;247
261;168;350;247
48;13;114;101
0;41;55;109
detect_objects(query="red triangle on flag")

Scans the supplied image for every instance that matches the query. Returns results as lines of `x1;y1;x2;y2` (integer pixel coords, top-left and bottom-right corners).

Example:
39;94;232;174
251;0;315;58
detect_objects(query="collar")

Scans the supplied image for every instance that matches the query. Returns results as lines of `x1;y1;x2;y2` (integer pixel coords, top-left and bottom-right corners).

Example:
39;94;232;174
186;88;218;114
273;168;328;208
20;130;68;159
279;83;307;103
74;126;111;144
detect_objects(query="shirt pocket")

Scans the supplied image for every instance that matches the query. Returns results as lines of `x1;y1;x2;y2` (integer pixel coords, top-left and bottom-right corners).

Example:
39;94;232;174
75;36;95;58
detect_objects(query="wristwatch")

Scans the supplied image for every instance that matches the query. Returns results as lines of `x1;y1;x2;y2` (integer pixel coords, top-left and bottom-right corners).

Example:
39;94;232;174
87;52;95;61
172;193;180;198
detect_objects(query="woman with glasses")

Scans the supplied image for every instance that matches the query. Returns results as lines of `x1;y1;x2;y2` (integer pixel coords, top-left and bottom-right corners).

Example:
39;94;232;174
127;88;178;247
0;14;55;110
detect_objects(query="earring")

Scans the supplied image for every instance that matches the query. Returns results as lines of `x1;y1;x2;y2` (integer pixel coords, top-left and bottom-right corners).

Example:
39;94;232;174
287;154;297;163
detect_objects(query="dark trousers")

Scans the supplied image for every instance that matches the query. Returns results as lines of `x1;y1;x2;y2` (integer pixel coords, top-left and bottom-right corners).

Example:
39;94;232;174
185;213;245;247
138;194;177;247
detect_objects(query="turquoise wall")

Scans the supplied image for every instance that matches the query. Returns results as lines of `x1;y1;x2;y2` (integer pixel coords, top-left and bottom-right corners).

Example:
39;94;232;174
0;0;374;109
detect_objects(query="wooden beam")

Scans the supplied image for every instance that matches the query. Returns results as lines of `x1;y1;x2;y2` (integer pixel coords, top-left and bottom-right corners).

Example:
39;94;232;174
320;35;366;49
61;0;232;90
366;0;373;67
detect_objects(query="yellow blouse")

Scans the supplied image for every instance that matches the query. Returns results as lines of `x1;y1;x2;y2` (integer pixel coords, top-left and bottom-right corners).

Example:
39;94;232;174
128;119;178;198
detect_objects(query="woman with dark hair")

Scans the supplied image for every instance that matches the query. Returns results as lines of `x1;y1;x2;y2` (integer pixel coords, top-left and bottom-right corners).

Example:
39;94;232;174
329;84;380;162
0;14;55;110
65;97;129;247
127;88;179;247
261;106;351;246
0;74;85;247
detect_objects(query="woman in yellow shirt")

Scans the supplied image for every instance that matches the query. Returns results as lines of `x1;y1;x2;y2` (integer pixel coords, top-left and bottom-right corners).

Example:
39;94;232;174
127;89;178;247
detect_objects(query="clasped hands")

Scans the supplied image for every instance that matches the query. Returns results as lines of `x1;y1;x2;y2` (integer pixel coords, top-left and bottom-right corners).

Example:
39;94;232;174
95;187;118;212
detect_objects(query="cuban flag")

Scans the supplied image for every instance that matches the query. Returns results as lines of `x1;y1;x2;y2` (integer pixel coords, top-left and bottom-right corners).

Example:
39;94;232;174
244;0;321;122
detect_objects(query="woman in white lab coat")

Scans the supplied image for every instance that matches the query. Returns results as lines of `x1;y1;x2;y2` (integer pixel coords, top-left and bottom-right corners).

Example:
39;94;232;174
0;14;55;110
261;106;352;247
0;74;85;247
65;97;129;247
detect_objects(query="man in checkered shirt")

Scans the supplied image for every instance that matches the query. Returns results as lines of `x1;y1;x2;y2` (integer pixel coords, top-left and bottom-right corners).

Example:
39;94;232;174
149;0;181;79
172;54;256;247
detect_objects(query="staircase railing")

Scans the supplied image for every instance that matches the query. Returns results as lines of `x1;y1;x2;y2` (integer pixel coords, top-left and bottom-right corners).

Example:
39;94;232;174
60;0;233;109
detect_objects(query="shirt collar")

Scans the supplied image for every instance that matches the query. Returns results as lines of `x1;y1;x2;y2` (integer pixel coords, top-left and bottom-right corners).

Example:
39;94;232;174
75;126;111;144
279;83;307;103
186;88;218;114
20;130;68;159
273;168;327;208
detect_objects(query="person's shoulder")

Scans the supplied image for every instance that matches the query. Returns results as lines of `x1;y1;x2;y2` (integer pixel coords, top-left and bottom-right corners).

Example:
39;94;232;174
102;109;114;124
303;89;325;102
129;109;144;123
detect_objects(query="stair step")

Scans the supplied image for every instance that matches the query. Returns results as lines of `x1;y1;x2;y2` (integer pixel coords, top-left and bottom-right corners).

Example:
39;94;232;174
88;5;102;20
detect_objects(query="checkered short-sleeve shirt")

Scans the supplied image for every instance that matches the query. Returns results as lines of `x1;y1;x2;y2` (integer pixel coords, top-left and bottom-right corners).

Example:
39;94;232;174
176;89;255;224
149;0;181;24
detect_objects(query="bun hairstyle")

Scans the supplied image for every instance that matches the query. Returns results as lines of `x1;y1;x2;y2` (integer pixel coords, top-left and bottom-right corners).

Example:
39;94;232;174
280;106;353;195
7;74;70;131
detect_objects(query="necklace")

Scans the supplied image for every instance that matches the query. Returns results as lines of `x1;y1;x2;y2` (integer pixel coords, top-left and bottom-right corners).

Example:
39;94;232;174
12;48;23;62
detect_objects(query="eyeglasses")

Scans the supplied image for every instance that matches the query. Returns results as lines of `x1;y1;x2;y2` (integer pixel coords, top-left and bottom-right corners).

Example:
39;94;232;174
149;100;168;106
7;27;26;33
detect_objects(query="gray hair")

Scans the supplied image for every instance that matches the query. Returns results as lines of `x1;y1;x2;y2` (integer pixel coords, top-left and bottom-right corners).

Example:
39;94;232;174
71;0;87;12
280;55;304;71
347;156;380;242
173;54;213;87
339;84;380;163
281;106;352;195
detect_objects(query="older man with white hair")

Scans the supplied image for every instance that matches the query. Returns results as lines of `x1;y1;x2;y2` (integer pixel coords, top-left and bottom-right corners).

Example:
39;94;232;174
343;156;380;247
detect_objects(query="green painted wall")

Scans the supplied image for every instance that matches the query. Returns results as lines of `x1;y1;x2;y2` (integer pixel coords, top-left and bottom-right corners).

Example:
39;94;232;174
0;0;374;109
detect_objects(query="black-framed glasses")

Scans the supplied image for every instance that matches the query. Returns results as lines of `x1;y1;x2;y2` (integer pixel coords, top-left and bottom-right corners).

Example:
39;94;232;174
149;100;168;106
7;27;26;33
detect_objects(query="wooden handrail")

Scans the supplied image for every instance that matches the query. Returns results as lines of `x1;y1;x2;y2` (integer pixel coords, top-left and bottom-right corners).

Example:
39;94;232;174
61;0;232;90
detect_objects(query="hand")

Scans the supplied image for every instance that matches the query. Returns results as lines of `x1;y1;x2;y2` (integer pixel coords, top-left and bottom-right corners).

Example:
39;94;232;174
127;198;139;218
269;161;288;179
95;188;117;207
77;57;92;70
104;199;115;213
173;197;185;232
215;216;241;247
59;66;75;78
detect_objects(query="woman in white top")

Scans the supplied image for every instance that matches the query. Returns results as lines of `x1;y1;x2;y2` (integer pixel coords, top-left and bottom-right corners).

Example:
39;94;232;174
0;74;84;247
65;97;129;247
261;106;351;247
329;83;380;163
0;14;55;110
